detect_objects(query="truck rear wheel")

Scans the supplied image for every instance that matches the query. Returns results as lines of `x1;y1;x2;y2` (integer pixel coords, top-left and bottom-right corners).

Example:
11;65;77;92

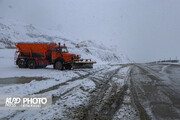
54;61;63;70
27;60;36;69
18;59;26;68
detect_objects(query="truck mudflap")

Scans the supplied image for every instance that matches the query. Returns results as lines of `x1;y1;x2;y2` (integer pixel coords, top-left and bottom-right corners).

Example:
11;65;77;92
72;59;96;69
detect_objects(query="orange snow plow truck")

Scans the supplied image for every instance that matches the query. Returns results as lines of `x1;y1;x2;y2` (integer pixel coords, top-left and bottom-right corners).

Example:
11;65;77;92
15;42;96;70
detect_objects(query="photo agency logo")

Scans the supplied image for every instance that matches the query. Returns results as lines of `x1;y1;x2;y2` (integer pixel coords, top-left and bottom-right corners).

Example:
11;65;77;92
5;97;21;107
0;95;52;110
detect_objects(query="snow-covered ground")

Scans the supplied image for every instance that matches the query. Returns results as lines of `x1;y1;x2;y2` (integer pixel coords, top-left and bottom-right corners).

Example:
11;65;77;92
1;17;179;120
0;49;180;120
0;17;133;119
0;48;132;120
0;49;106;94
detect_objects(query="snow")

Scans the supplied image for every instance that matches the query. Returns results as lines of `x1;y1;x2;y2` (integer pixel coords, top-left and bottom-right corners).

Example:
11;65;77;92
0;48;105;119
0;17;131;119
4;65;130;120
112;72;138;120
0;79;57;95
0;47;131;119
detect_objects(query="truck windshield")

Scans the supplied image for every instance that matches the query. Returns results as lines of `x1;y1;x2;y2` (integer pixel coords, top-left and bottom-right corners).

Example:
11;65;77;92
62;47;68;53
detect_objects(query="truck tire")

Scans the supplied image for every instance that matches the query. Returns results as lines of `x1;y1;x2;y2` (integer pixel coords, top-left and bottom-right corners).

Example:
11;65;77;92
18;59;26;68
54;61;63;70
27;60;36;69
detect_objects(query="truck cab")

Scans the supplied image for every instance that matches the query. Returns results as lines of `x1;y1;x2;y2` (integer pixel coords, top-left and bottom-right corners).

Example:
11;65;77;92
51;44;79;70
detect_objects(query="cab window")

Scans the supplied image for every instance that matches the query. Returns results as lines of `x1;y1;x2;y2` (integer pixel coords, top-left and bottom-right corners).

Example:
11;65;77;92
62;47;68;53
53;48;59;52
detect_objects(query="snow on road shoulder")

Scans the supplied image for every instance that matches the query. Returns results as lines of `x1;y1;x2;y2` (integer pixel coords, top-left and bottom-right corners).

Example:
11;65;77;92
0;79;58;95
10;78;96;120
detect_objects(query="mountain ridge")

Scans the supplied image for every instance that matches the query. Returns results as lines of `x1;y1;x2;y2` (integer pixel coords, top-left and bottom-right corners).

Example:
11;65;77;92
0;18;130;64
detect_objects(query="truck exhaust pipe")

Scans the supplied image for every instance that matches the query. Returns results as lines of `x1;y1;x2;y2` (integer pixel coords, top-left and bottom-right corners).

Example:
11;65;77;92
58;42;63;57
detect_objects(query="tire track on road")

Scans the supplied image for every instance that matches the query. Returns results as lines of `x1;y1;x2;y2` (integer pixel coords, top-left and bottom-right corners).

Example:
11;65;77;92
2;67;109;120
71;66;130;120
129;66;151;120
35;67;107;94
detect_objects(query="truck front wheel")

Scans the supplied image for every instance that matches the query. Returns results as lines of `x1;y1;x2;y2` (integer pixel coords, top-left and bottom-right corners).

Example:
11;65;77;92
27;60;36;69
18;59;26;68
54;61;63;70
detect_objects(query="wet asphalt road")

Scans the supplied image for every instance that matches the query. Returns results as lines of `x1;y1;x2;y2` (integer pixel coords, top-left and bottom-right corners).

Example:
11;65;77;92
129;63;180;120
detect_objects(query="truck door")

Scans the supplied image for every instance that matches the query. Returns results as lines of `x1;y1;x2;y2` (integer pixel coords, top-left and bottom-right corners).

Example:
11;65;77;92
52;48;60;63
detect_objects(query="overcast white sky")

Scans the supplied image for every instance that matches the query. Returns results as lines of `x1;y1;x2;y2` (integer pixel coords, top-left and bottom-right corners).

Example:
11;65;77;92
0;0;180;62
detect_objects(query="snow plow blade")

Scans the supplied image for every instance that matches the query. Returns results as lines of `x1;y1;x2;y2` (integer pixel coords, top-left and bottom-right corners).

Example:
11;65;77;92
72;59;96;69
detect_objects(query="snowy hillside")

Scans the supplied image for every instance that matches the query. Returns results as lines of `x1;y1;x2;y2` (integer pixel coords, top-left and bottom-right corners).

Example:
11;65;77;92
0;18;130;64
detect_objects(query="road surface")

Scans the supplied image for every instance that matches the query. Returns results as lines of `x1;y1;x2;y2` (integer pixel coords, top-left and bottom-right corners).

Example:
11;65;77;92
0;63;180;120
